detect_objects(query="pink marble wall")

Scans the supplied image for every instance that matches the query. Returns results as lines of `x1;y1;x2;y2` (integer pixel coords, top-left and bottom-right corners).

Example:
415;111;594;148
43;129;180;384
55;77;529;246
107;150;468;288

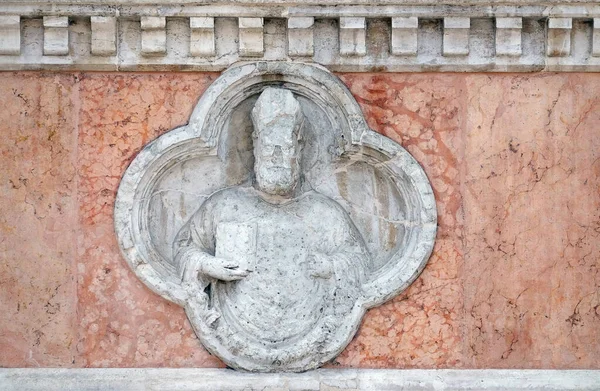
0;72;598;369
0;74;79;367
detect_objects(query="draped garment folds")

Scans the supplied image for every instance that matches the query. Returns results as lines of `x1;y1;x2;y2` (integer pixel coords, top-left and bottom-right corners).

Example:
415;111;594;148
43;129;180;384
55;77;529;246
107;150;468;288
173;186;371;345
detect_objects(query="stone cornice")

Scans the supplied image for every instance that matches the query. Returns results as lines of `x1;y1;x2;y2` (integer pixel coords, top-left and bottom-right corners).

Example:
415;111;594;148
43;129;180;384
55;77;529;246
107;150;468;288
0;2;599;71
2;2;599;18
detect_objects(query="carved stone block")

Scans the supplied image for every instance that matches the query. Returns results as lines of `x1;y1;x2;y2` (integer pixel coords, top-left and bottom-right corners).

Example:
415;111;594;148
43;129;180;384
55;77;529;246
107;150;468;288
287;17;314;57
190;17;215;57
0;16;20;56
114;61;436;372
141;16;166;56
43;16;69;56
238;18;264;57
391;17;418;56
496;17;522;57
91;16;117;56
443;17;470;56
339;17;366;57
547;18;572;57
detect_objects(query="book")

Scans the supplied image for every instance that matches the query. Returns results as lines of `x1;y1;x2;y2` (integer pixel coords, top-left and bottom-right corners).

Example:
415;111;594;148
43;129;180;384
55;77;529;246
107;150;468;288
215;222;257;272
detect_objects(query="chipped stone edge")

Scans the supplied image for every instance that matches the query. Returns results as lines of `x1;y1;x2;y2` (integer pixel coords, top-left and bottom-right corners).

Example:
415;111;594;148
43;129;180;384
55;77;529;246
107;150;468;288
1;368;600;390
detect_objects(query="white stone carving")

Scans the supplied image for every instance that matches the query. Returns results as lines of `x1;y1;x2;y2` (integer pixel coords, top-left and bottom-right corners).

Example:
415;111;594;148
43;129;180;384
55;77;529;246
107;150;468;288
0;2;599;71
287;17;314;57
190;17;215;57
547;18;572;57
141;16;166;56
339;17;366;57
43;16;69;56
391;17;418;56
0;16;20;56
91;16;117;56
114;61;437;372
239;18;264;57
495;17;522;57
443;17;470;56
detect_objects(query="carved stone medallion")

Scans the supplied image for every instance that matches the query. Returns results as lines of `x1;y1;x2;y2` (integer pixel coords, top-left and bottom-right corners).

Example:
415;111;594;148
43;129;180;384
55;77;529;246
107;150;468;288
114;62;437;372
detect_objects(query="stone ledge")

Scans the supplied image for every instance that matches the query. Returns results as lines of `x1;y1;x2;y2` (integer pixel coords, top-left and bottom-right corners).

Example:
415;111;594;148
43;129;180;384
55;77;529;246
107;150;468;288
4;0;597;5
1;369;599;390
0;2;599;71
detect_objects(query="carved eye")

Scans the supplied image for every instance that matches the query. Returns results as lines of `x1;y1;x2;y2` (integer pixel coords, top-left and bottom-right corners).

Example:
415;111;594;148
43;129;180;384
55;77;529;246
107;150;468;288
261;145;275;155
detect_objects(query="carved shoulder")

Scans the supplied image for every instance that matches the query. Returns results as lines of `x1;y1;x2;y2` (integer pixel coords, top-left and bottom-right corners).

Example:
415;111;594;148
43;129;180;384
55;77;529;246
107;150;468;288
301;191;353;221
197;186;253;215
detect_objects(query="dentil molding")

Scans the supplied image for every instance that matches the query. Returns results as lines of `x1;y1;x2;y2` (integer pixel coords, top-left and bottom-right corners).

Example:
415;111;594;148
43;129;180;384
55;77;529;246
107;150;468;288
0;1;599;71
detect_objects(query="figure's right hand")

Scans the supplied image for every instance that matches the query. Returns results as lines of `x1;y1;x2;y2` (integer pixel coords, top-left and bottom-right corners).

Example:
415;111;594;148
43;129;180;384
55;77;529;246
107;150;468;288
183;253;250;283
202;256;250;281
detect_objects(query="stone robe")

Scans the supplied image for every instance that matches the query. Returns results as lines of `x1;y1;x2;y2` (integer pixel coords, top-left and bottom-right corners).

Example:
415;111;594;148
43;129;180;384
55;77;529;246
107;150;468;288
174;186;370;344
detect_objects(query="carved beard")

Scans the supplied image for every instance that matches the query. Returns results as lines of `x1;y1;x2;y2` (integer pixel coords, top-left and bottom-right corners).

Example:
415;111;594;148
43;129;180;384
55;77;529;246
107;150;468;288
255;164;299;196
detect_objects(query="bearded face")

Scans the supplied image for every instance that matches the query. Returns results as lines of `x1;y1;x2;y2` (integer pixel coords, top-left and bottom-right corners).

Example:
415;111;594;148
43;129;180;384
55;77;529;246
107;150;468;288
253;126;301;196
251;88;304;197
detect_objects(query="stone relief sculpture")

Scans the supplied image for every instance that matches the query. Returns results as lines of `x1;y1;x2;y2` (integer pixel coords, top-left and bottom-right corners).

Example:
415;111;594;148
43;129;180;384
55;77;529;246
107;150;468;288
115;62;437;372
173;88;371;340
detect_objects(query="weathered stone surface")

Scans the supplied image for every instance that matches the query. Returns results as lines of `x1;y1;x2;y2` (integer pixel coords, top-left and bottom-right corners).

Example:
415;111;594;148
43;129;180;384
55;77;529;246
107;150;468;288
339;17;366;57
0;3;599;71
76;73;222;367
547;18;572;57
190;17;216;57
496;17;522;57
0;71;599;371
391;17;418;56
443;17;470;56
0;16;21;55
594;18;600;57
7;0;598;4
287;17;314;57
140;17;166;56
43;16;69;56
2;368;600;390
337;74;465;368
0;74;78;366
90;16;117;56
463;74;600;368
238;18;264;57
114;63;437;371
